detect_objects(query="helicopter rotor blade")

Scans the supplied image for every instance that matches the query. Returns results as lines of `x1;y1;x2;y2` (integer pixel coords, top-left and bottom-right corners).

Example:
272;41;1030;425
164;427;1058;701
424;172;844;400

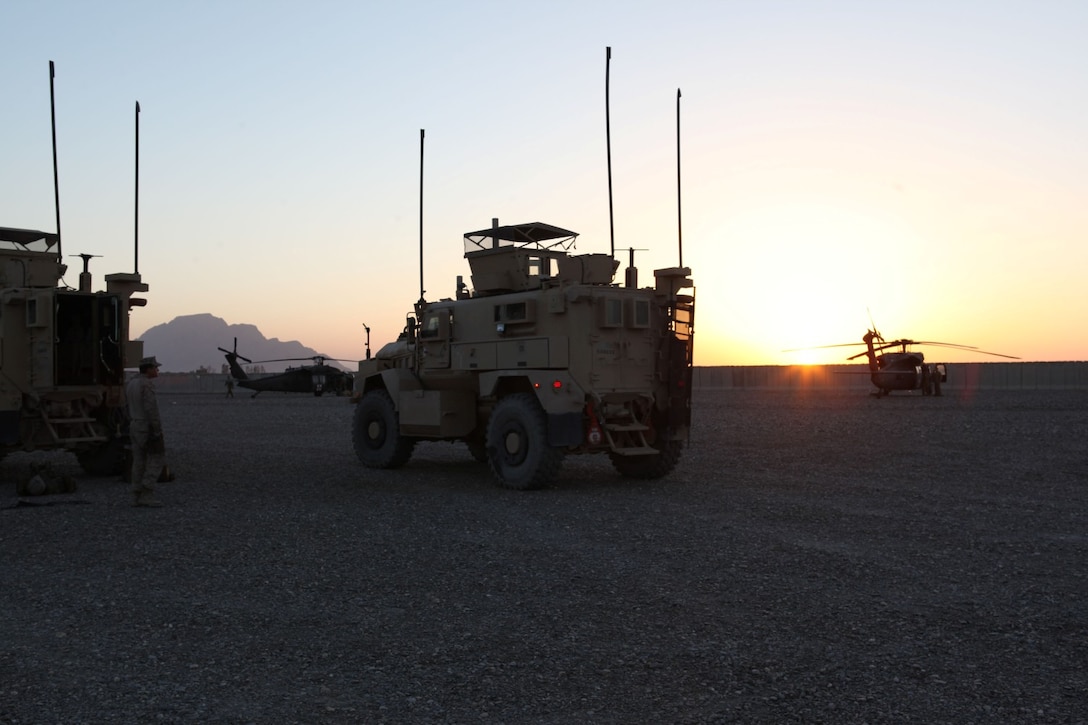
249;357;321;364
915;343;1020;359
971;349;1021;360
793;327;1020;362
865;308;883;342
891;340;1020;359
911;340;978;350
782;342;867;352
248;355;360;366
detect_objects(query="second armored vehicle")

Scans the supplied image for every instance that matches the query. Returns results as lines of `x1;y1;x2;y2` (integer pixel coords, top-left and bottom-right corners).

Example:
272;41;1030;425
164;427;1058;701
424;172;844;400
0;227;148;474
352;221;694;489
1;62;149;475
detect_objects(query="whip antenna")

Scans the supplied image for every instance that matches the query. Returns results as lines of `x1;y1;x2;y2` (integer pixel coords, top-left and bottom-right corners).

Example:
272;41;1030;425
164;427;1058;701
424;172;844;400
676;88;683;267
419;128;425;303
49;61;62;259
134;101;140;274
605;47;615;260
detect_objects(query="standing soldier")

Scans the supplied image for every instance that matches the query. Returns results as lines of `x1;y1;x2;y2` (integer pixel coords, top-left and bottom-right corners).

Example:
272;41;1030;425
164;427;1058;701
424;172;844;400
126;356;166;507
225;376;234;398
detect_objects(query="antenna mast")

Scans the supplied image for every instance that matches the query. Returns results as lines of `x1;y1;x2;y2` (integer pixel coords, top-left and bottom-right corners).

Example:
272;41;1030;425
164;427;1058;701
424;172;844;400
134;101;141;274
605;47;615;260
49;61;62;259
419;128;425;303
676;88;683;267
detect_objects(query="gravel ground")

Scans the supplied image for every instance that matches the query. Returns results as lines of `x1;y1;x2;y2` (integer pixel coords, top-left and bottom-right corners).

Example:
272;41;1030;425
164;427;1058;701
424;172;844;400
1;388;1086;724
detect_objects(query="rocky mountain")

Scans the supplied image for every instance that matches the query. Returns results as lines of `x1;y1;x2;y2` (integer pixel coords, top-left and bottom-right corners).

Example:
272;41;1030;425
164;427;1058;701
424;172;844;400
134;314;348;373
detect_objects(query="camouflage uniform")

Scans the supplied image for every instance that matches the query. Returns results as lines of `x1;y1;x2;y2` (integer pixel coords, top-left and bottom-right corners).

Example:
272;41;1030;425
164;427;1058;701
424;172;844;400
126;360;165;506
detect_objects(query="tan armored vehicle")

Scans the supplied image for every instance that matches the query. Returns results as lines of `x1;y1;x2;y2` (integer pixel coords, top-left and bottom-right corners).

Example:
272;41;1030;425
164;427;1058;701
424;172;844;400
1;62;148;475
0;227;148;474
352;221;694;489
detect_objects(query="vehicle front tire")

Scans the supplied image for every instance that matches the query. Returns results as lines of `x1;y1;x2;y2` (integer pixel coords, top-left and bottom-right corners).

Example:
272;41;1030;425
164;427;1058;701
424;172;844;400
352;389;414;468
485;393;563;490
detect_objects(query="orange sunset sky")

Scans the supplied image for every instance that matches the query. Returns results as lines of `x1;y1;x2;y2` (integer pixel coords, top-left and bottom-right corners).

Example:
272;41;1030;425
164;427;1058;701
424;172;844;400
3;1;1085;366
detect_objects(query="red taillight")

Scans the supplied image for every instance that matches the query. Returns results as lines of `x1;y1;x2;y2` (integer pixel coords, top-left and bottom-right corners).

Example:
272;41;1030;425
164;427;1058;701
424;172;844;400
552;380;563;390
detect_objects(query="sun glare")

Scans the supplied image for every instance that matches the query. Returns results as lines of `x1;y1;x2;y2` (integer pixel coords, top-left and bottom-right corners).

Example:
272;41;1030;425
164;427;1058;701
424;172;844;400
702;197;930;365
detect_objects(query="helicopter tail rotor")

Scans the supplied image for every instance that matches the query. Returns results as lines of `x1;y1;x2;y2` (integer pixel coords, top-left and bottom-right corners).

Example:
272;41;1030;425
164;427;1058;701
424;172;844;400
216;337;252;364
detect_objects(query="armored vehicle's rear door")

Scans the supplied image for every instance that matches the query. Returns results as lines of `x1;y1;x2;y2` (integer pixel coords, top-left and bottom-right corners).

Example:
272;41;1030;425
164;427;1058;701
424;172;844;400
55;291;123;385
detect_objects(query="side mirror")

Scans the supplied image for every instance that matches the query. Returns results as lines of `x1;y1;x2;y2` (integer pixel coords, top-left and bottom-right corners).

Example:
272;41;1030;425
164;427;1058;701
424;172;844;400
406;316;417;341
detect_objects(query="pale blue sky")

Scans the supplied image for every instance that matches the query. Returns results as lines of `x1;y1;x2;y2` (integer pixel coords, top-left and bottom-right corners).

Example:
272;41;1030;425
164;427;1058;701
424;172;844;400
3;1;1085;365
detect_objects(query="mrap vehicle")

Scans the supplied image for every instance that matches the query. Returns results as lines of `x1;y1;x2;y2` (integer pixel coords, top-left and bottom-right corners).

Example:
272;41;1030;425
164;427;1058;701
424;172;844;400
352;221;694;490
0;227;148;474
1;61;149;475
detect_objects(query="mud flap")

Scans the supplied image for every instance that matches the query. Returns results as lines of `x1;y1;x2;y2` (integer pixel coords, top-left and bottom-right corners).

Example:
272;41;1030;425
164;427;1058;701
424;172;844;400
547;412;583;447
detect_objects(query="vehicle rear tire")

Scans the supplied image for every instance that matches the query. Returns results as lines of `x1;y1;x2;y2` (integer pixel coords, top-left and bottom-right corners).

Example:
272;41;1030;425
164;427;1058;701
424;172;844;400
353;389;414;468
609;439;682;479
486;393;563;490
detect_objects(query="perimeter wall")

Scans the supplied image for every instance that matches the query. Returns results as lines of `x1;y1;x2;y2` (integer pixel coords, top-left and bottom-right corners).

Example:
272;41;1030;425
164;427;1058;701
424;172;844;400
155;362;1088;393
693;362;1088;390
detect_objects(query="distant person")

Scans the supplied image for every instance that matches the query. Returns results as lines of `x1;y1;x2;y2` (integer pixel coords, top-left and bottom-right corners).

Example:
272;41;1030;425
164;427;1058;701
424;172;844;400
225;377;234;398
126;356;166;507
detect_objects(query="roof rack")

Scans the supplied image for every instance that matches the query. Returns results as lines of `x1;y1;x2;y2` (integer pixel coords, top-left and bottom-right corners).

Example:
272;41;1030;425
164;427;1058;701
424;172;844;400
463;222;578;254
0;226;60;251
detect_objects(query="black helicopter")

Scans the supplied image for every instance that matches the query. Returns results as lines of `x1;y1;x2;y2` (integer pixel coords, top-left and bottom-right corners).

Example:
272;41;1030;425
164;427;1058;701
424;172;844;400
218;339;355;397
791;328;1020;397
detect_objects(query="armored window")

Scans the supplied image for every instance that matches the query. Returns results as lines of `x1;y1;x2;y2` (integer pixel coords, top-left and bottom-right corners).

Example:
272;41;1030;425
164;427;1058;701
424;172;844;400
505;302;527;321
630;299;650;328
420;314;442;339
494;301;531;323
527;256;551;278
599;297;623;327
26;296;49;328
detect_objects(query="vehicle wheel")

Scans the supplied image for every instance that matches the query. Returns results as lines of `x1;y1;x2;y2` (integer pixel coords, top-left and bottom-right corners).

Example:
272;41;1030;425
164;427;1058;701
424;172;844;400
352;389;414;468
76;436;129;476
485;393;563;490
609;439;682;479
